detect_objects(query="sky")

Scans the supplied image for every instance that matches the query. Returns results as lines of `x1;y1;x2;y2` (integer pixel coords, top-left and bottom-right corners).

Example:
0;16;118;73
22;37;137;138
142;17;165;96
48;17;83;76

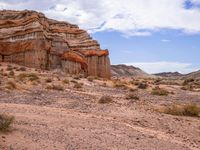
0;0;200;74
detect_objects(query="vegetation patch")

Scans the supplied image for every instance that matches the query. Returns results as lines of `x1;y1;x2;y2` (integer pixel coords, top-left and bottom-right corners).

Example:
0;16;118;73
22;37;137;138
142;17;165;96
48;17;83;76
125;93;139;100
46;84;64;91
45;78;53;83
73;83;83;89
151;87;169;96
98;96;113;104
162;104;200;117
137;83;148;89
0;114;15;132
6;81;17;90
18;73;39;82
62;79;69;84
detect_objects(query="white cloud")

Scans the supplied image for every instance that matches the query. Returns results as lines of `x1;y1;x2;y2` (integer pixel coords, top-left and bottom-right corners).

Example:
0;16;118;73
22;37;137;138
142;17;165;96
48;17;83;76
125;61;198;74
161;39;171;42
1;0;200;36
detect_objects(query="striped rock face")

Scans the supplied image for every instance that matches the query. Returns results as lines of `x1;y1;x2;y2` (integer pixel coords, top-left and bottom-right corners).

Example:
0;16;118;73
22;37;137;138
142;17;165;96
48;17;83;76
0;10;111;78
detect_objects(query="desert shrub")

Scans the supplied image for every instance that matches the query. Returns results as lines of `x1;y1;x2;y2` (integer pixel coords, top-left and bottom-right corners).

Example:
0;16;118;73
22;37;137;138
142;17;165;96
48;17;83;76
183;78;195;85
125;93;139;100
62;79;69;84
73;83;83;89
87;76;95;82
45;78;52;83
114;81;127;88
3;73;8;76
181;85;194;91
6;65;13;71
98;96;113;104
0;114;15;132
137;83;148;89
8;70;15;76
18;73;39;82
19;67;26;71
151;87;169;96
6;81;17;90
71;80;78;84
73;76;80;80
163;104;200;117
154;78;162;85
46;84;64;91
129;88;138;92
101;82;107;87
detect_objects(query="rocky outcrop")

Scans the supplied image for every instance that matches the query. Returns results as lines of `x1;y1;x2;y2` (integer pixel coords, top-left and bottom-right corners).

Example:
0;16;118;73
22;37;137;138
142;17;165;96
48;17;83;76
0;10;111;78
111;64;150;77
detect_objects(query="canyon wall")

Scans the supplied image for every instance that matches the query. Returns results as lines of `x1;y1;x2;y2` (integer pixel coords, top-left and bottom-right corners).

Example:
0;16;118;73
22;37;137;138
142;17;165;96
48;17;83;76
0;10;111;78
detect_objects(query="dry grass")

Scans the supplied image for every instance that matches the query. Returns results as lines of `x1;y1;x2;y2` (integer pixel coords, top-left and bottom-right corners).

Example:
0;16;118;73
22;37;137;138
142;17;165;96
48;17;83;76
73;83;83;89
6;80;17;90
87;76;95;82
8;70;15;76
151;87;169;96
125;93;139;100
162;104;200;117
62;79;69;84
45;78;53;83
18;73;39;82
0;114;15;132
137;83;148;89
98;96;113;104
114;81;127;89
46;84;64;91
183;78;195;85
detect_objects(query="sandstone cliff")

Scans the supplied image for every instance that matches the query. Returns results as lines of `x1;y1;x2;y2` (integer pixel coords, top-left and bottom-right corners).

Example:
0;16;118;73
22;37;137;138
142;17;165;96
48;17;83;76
0;10;111;78
111;64;150;77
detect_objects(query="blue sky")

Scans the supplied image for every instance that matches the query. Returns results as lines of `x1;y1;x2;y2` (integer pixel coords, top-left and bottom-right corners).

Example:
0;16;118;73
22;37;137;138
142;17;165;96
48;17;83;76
0;0;200;73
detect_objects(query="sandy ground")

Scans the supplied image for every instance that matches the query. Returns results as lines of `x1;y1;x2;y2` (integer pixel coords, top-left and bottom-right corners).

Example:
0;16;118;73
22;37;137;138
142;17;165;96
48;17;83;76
0;63;200;150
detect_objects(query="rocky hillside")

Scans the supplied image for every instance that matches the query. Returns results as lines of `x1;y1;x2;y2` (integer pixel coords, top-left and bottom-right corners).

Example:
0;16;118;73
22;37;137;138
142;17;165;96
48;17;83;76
183;70;200;80
154;70;200;80
111;64;150;77
0;10;110;78
154;72;183;78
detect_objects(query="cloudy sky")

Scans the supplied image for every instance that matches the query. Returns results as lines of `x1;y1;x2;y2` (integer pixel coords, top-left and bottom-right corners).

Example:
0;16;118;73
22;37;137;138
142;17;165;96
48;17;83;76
1;0;200;73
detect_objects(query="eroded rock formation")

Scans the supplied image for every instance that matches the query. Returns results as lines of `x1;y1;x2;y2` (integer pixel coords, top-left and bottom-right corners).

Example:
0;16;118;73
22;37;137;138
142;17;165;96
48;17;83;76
0;10;111;78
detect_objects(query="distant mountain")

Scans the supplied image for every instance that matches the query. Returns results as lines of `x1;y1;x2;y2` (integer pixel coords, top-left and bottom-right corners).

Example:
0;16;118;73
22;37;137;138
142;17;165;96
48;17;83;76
154;72;183;78
111;64;150;77
183;70;200;80
154;70;200;79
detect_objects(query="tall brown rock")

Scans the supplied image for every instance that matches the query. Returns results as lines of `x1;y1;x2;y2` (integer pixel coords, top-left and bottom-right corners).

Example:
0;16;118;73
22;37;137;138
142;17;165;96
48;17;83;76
0;10;111;78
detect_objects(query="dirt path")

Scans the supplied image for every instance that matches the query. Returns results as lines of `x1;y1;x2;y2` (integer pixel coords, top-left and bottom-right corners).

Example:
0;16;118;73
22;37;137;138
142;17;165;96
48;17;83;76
1;103;199;150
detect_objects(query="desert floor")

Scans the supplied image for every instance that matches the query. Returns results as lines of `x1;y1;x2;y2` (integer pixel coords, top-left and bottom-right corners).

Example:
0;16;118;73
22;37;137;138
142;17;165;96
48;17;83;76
0;63;200;150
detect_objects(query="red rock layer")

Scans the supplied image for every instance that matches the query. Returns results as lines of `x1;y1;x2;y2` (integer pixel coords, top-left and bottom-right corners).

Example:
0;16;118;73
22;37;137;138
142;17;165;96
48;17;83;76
0;10;111;78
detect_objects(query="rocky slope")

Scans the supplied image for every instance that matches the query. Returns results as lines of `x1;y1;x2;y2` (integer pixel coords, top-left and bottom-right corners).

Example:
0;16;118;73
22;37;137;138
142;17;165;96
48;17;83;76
183;70;200;80
0;10;110;78
111;64;150;77
154;72;183;78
